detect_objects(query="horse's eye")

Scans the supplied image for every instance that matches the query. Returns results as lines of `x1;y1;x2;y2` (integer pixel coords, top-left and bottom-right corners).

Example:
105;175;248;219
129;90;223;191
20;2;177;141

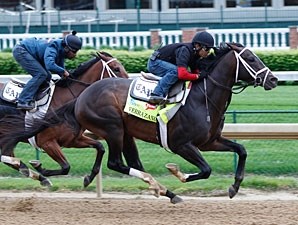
248;57;255;62
114;68;120;73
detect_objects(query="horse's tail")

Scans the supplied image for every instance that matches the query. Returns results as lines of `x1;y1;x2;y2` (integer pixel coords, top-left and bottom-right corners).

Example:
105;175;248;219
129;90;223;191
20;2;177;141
0;99;79;151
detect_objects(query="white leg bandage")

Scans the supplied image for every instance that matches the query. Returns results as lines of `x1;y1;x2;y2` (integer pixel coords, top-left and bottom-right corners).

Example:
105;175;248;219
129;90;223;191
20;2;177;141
129;168;144;179
1;155;20;166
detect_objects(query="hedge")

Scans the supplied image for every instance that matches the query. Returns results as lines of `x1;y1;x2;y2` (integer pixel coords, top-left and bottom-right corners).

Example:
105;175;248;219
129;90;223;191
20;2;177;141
0;49;298;75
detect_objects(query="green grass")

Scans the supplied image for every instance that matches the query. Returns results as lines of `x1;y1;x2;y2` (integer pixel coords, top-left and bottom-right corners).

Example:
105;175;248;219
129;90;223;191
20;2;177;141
229;84;298;110
1;85;298;194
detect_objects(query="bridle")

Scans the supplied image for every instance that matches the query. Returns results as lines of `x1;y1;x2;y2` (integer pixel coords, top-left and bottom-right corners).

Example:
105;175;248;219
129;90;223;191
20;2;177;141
65;57;120;97
207;46;272;94
201;45;272;121
99;58;118;79
234;47;271;88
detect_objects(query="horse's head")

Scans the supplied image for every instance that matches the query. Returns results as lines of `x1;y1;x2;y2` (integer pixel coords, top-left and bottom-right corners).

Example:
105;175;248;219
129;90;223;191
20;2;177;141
227;43;278;90
96;51;129;79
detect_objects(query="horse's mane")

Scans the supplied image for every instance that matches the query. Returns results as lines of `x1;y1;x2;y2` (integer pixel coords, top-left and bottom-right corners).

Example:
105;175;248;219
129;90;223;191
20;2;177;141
70;51;114;78
197;42;242;72
56;51;113;87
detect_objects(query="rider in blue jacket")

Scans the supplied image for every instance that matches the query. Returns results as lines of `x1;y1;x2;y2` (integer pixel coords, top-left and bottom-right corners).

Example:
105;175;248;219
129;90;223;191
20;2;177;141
12;31;82;110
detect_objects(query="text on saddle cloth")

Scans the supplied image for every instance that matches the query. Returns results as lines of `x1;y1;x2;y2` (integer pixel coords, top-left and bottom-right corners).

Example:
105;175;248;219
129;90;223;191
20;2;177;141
129;76;187;103
124;77;192;123
1;78;52;105
1;78;25;103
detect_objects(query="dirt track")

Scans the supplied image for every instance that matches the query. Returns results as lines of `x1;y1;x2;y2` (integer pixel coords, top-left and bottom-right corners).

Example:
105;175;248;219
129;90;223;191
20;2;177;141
1;191;298;225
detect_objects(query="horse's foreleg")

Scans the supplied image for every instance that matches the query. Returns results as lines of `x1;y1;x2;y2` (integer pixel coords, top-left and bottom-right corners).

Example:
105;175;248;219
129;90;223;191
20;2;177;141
1;155;52;186
200;137;247;198
169;143;212;182
165;163;187;182
217;137;247;198
122;133;145;171
129;168;182;203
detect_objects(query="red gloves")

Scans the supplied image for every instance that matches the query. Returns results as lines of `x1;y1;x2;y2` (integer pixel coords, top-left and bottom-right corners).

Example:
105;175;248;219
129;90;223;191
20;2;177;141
177;67;199;80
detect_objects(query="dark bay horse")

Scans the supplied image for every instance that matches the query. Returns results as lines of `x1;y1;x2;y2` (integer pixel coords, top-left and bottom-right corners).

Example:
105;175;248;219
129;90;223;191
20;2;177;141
0;51;129;186
0;43;278;200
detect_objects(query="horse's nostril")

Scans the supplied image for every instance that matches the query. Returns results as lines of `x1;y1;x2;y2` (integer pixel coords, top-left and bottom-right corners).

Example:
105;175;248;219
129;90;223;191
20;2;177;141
271;77;278;84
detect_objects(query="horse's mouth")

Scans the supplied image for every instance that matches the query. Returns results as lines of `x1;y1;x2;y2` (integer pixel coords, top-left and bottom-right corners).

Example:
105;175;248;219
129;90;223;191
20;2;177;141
264;76;278;90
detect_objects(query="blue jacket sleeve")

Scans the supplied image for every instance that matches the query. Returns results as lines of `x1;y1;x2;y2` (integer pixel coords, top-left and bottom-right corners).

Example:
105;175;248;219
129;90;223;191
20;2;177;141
44;42;65;76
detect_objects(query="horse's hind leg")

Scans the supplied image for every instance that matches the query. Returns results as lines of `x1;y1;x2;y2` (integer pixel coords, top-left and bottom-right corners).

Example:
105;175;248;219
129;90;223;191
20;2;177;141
82;136;105;187
1;155;52;186
32;141;70;177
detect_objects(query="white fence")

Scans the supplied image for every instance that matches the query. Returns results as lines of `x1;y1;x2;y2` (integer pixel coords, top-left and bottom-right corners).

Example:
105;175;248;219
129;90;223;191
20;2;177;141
0;27;289;51
0;71;295;83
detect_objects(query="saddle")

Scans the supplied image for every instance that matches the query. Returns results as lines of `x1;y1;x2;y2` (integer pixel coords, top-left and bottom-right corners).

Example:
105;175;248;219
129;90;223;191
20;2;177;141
125;72;192;149
0;78;52;106
129;71;187;104
0;77;56;120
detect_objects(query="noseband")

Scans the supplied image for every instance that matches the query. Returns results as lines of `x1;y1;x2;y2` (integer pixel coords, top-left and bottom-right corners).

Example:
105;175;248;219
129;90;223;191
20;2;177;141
234;47;271;87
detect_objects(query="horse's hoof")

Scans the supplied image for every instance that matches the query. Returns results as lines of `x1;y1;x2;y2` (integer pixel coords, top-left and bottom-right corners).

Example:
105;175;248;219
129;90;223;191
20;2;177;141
29;160;41;168
40;178;52;187
165;163;179;173
149;186;160;198
228;185;237;199
170;195;183;204
83;175;91;188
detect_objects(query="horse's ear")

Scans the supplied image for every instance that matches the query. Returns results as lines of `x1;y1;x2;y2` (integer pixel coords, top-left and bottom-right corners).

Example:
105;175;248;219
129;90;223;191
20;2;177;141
96;51;102;59
220;42;229;49
220;42;231;51
97;51;110;61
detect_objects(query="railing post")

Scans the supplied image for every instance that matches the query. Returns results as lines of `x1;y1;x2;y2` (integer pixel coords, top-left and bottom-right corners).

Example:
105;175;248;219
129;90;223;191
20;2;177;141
182;27;206;43
150;28;161;49
175;5;179;29
220;5;224;28
232;110;237;172
289;26;298;49
136;0;140;31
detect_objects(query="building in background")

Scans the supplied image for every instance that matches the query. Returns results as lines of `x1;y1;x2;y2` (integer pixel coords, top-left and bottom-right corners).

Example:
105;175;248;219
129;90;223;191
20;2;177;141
0;0;298;33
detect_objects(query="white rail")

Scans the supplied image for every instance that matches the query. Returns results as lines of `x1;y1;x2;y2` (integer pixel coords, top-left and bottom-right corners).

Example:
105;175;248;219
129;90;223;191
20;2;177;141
0;71;295;83
0;28;289;50
222;123;298;139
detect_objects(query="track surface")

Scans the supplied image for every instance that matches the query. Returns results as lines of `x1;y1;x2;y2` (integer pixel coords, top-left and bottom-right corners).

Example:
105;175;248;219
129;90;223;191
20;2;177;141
0;190;298;225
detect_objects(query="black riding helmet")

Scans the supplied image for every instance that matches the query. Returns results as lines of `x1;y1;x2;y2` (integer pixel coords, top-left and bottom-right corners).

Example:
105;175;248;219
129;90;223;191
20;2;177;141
64;31;82;52
192;31;214;48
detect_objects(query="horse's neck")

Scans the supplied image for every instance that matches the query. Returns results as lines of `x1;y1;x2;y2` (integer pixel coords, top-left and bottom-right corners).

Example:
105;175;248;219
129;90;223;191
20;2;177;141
51;62;103;108
206;52;237;121
78;60;103;83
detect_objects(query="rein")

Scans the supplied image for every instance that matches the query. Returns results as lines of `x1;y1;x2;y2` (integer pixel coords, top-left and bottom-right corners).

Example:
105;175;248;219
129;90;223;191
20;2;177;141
65;57;118;98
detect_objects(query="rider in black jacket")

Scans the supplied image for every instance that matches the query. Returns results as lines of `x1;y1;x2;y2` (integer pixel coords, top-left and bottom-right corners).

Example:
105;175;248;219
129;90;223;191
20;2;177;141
147;31;214;104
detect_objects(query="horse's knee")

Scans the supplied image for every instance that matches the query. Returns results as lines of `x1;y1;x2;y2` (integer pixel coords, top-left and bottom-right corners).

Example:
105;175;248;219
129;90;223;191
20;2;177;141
201;167;212;179
237;146;247;160
61;165;70;175
95;142;105;153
